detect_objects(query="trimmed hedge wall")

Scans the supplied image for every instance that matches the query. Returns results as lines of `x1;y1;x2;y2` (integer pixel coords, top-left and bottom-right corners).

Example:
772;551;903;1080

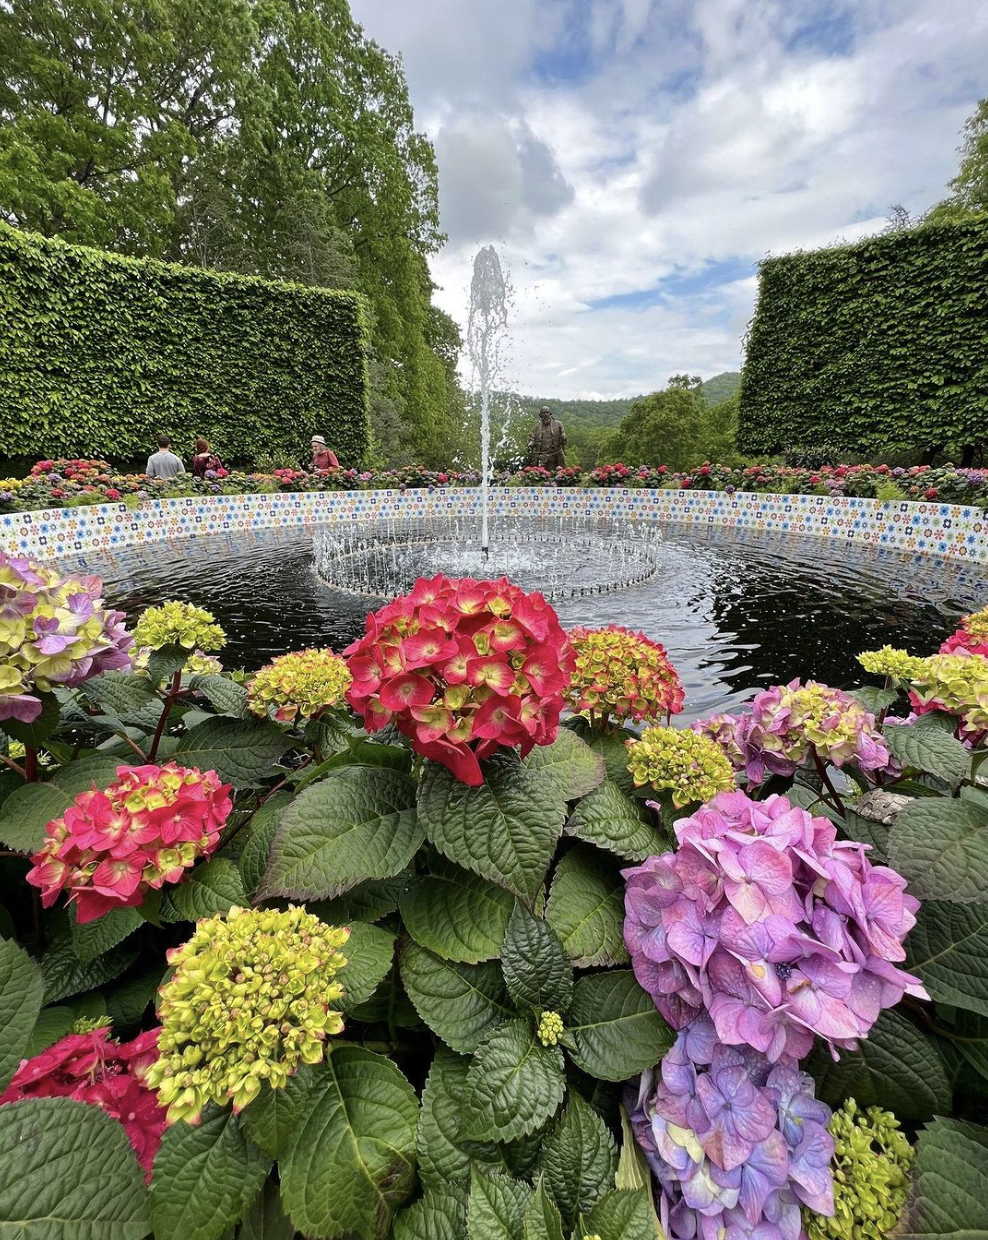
739;219;988;458
0;224;370;465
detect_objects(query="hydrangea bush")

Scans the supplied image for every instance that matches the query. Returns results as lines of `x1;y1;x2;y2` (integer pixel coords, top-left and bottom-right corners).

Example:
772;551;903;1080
0;556;984;1240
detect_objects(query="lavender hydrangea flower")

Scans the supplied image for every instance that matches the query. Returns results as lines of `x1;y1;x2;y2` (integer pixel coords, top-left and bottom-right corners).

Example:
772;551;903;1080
623;790;926;1059
0;552;133;722
628;1023;835;1240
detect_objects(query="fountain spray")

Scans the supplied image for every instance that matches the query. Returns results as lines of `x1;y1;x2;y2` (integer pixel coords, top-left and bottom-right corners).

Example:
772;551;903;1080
467;246;509;558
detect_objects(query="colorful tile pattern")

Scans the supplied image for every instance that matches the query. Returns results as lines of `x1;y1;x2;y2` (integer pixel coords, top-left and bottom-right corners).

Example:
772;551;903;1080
1;488;985;565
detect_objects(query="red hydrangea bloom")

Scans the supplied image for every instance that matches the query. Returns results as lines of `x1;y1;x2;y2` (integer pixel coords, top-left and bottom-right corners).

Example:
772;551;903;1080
0;1026;165;1177
565;625;684;724
26;763;232;922
344;574;575;785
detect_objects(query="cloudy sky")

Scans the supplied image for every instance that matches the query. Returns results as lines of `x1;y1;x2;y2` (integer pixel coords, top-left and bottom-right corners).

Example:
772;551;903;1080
349;0;988;400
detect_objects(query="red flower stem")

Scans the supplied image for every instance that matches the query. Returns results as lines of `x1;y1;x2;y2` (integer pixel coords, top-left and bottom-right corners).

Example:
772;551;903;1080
148;669;183;762
115;732;148;762
0;753;27;779
24;746;38;783
812;752;846;817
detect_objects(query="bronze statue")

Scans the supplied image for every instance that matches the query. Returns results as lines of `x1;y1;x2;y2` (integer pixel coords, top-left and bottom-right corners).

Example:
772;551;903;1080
527;406;567;470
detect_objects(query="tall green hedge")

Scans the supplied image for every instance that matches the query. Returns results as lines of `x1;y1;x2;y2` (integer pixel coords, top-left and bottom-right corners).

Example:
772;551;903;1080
739;219;988;458
0;224;370;465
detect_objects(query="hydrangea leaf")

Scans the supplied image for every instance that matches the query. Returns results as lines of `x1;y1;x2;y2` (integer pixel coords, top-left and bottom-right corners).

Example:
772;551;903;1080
165;858;248;922
23;1006;75;1058
294;739;412;791
400;860;515;963
79;673;163;730
467;1167;533;1240
236;1178;294;1240
70;905;143;965
417;752;567;905
279;1045;418;1240
259;766;422;901
400;942;513;1053
899;1117;988;1240
884;720;972;788
462;1019;566;1143
536;1092;617;1229
191;674;248;718
0;1097;150;1238
564;780;667;862
147;643;189;687
521;729;605;801
564;719;639;797
907;902;988;1016
40;933;139;1004
174;716;292;788
240;1065;318;1161
337;921;395;1011
849;686;899;716
500;902;573;1012
391;1188;467;1240
104;966;161;1030
0;939;43;1093
841;806;890;863
889;799;988;903
522;1182;566;1240
545;844;630;968
418;1047;478;1189
150;1106;271;1240
237;792;294;896
566;971;674;1081
807;1008;951;1121
580;1188;659;1240
0;754;126;853
309;870;412;925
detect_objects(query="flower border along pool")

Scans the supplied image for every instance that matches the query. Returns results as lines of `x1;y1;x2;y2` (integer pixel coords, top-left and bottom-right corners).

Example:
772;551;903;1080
1;486;987;566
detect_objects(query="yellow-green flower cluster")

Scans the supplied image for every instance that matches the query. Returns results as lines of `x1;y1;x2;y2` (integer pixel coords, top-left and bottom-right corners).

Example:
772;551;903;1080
71;1015;112;1034
247;648;352;723
909;652;988;738
626;726;736;807
804;1100;913;1240
133;648;223;676
856;646;927;680
962;604;988;639
537;1011;565;1047
133;601;226;653
146;905;349;1124
564;625;684;724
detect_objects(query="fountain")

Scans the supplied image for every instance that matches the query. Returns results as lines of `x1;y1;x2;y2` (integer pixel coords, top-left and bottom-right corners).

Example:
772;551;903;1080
312;246;661;600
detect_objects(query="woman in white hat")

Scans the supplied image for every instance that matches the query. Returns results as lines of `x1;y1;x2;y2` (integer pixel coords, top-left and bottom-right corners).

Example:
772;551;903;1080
309;435;340;473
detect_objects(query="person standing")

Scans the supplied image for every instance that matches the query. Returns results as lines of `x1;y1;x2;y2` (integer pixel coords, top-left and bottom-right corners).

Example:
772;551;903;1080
309;435;340;472
146;436;186;479
191;438;223;478
527;406;567;470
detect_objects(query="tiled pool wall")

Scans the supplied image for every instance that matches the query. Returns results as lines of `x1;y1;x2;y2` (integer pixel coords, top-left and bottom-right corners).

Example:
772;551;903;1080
1;488;986;564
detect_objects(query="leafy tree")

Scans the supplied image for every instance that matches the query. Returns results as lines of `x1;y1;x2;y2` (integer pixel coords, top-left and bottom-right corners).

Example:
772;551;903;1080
928;96;988;223
604;381;706;469
0;0;457;464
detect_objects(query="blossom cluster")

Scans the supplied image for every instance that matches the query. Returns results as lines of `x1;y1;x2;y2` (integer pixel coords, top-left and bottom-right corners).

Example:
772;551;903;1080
147;906;349;1123
26;763;232;922
908;650;988;745
0;1026;164;1176
805;1101;913;1240
564;625;684;724
0;551;132;723
856;646;927;681
940;605;988;658
693;680;890;785
344;573;574;785
627;726;735;808
628;1021;834;1240
623;790;926;1057
248;648;352;722
132;601;226;653
133;647;222;677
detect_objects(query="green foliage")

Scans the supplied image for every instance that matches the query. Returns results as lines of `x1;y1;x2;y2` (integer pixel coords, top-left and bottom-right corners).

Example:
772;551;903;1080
927;96;988;224
740;219;988;458
899;1117;988;1240
0;223;369;464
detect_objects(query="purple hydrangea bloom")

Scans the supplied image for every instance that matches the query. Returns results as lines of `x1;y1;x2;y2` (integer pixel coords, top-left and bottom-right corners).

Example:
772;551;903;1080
623;790;927;1058
629;1023;835;1240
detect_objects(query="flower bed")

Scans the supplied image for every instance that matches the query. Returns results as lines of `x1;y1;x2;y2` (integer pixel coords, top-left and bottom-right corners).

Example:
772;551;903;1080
0;553;987;1238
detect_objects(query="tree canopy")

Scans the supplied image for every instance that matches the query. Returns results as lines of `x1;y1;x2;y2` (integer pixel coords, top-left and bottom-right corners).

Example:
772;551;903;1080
0;0;458;463
928;96;988;224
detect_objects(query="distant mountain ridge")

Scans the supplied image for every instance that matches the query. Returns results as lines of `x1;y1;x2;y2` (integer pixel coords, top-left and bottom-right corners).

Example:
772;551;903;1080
511;371;741;430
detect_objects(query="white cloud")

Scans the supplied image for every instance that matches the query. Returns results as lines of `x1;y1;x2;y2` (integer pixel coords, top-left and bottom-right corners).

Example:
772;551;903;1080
349;0;988;399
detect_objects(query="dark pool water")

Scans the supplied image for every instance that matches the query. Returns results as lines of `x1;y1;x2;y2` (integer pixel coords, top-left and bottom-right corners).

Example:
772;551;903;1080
58;523;988;722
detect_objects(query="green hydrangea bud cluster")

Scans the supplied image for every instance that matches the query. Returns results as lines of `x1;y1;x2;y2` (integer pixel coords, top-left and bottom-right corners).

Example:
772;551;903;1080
146;905;349;1124
626;725;736;807
804;1099;914;1240
71;1015;112;1034
133;647;223;676
856;646;927;680
537;1011;564;1047
133;601;226;653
